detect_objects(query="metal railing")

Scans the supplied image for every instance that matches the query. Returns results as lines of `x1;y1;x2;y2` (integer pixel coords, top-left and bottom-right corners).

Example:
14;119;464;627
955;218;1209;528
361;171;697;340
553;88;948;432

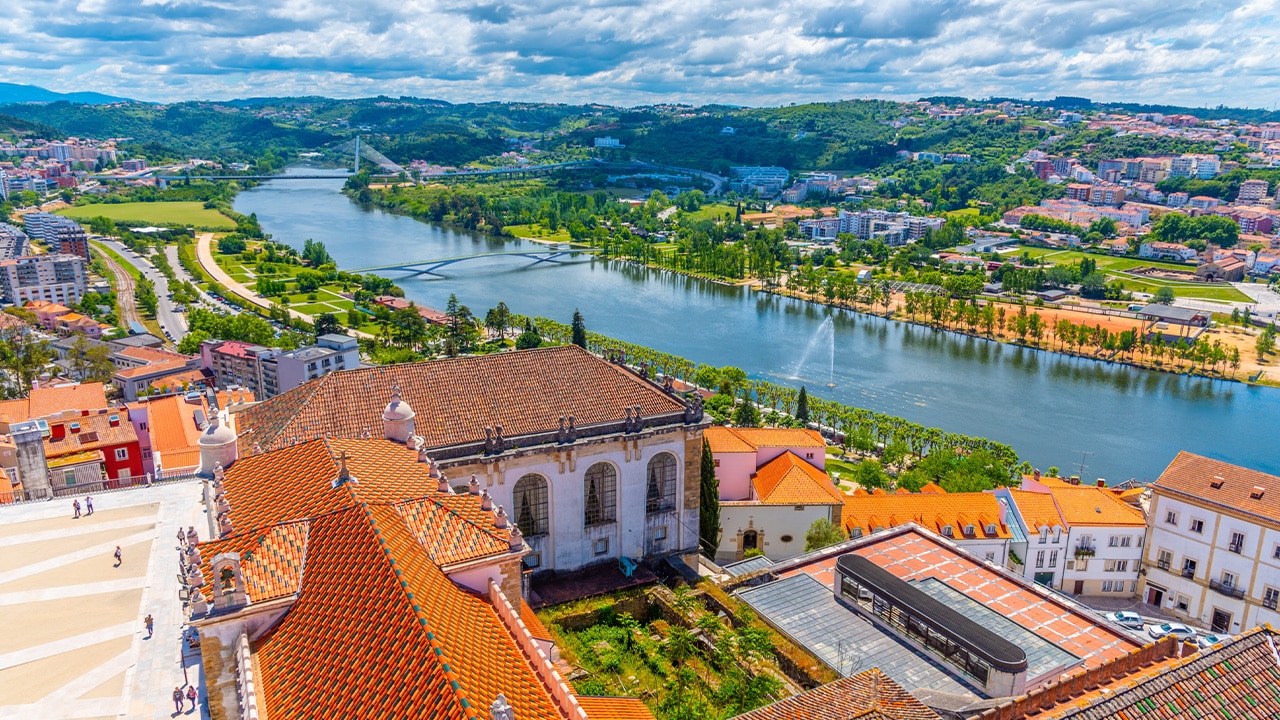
1181;568;1196;579
1209;580;1245;600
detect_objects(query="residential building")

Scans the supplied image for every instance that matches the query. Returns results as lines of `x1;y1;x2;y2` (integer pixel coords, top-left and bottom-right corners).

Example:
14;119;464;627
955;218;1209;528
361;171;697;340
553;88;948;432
22;212;89;260
200;339;277;397
52;312;107;338
0;382;108;430
730;166;790;195
187;433;654;720
126;389;254;476
705;426;844;563
43;409;144;488
0;223;29;259
1014;475;1146;597
1237;178;1270;204
111;345;202;401
841;488;1012;566
1139;452;1280;635
994;487;1068;587
1187;195;1220;211
592;136;623;149
1138;241;1197;262
260;333;361;398
0;254;88;306
121;158;146;172
1167;191;1189;208
224;345;707;574
1226;209;1274;234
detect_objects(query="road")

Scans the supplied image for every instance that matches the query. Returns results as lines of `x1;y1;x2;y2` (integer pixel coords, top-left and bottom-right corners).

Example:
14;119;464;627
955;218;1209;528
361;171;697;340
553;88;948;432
95;239;188;341
164;244;238;315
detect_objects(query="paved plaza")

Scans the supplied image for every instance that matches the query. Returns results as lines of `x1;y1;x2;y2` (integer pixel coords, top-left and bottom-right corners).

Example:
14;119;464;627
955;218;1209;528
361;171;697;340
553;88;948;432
0;481;211;720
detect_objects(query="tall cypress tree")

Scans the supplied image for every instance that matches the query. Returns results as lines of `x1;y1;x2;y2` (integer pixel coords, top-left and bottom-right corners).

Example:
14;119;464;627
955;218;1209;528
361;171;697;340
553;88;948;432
571;309;587;348
796;386;810;425
699;439;720;559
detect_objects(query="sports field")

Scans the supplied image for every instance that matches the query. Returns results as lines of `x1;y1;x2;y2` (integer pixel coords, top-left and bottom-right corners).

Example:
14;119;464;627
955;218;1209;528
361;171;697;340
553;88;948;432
58;202;235;230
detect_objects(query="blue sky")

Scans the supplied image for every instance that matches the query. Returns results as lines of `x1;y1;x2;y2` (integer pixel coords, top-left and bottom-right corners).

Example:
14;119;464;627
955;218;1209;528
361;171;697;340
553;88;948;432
1;0;1276;107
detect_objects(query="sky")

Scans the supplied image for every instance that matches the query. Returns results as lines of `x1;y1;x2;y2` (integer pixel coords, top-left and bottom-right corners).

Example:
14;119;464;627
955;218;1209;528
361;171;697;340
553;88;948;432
2;0;1278;107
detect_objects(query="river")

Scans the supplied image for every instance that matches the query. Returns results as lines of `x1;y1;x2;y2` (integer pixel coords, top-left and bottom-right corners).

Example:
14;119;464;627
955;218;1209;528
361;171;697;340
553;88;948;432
234;169;1280;481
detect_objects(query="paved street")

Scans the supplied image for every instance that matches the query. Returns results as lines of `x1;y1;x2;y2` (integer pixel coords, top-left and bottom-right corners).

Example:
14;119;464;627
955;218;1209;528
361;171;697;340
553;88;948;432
98;240;189;341
0;482;210;720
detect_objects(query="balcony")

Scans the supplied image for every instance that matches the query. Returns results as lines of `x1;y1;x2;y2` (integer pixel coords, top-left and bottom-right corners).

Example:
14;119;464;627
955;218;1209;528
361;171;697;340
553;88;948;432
1227;542;1243;554
1181;568;1196;579
1156;560;1170;571
1209;580;1245;600
1074;545;1096;558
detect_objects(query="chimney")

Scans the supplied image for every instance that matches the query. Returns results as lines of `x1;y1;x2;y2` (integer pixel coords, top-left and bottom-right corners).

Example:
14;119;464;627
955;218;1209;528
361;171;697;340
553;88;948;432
468;475;480;495
10;420;50;499
1033;469;1041;481
494;505;508;529
70;422;81;434
480;489;493;511
1251;486;1265;500
109;414;120;427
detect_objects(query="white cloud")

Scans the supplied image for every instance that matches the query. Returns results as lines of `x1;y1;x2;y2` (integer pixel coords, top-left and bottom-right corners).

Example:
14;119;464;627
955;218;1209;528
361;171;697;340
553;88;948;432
0;0;1276;107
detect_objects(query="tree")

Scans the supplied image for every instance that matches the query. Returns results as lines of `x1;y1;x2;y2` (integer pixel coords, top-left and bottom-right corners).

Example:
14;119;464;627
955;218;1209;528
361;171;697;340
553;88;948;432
177;328;210;354
570;309;587;348
515;318;542;350
699;440;720;558
852;459;889;490
1153;286;1176;305
731;392;761;427
89;216;115;236
313;313;342;338
484;302;511;340
804;517;846;552
217;235;247;254
0;328;53;398
795;386;810;425
66;336;116;383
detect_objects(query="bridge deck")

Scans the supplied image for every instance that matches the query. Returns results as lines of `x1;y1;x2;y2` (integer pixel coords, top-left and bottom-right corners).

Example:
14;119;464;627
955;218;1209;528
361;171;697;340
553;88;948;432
348;248;598;274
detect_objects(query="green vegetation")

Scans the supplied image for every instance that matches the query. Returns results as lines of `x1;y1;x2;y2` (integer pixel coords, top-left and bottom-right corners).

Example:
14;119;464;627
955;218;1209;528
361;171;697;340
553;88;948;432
804;518;846;552
58;201;235;230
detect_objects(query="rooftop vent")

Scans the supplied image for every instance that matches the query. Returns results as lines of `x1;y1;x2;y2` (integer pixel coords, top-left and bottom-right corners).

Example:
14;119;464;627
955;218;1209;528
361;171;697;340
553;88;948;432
1250;486;1265;500
69;422;80;433
1210;476;1225;489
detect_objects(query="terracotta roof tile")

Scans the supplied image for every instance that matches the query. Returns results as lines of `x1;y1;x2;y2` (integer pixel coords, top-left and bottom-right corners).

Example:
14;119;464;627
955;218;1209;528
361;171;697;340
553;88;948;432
392;494;511;567
44;410;136;458
197;520;309;603
235;345;687;454
842;492;1011;538
707;426;826;453
0;382;107;423
1021;478;1145;527
520;600;552;641
142;394;205;460
1151;451;1280;528
574;697;655;720
1007;489;1066;534
704;426;756;453
731;668;940;720
752;452;844;505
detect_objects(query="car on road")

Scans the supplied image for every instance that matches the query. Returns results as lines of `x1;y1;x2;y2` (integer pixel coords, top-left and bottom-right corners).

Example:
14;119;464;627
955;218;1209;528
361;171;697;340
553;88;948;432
1196;633;1231;648
1105;611;1145;631
1148;622;1197;641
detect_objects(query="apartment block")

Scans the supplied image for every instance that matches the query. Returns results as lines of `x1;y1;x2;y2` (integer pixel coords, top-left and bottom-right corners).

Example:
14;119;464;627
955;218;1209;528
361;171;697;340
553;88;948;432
0;254;88;306
0;223;29;259
23;212;90;260
200;334;361;399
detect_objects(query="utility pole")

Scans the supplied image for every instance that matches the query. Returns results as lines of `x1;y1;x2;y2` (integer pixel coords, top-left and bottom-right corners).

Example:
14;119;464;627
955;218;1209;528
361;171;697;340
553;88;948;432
353;135;361;175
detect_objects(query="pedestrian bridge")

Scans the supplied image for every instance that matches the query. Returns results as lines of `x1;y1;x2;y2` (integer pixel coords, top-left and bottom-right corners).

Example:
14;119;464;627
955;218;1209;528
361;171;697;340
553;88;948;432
347;248;600;276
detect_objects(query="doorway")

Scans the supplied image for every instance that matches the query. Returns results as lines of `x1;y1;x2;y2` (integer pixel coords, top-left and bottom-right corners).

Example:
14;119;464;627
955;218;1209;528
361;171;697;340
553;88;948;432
1073;580;1084;595
1145;585;1165;608
1034;572;1055;587
1211;609;1232;634
742;530;758;553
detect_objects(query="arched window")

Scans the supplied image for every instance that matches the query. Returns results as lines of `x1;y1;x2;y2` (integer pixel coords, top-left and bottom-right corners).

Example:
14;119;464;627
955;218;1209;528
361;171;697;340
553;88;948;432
583;462;617;526
513;474;549;537
646;453;678;513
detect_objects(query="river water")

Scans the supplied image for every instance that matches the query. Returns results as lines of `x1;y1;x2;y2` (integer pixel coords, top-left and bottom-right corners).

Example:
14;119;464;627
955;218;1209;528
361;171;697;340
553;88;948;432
235;170;1280;481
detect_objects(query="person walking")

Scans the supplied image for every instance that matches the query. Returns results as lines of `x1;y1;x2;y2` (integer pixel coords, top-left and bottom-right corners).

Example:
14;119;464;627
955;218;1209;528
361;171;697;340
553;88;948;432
85;496;93;516
186;685;198;712
144;614;154;639
73;500;81;519
172;687;184;713
113;546;122;567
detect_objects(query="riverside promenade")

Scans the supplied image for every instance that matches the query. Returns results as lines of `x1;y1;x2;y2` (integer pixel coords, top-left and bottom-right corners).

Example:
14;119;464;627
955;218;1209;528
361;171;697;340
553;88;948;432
0;481;210;720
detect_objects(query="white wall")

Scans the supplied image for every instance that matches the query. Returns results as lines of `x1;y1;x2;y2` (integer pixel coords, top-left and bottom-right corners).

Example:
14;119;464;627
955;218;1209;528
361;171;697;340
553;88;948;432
717;503;837;563
1061;525;1144;596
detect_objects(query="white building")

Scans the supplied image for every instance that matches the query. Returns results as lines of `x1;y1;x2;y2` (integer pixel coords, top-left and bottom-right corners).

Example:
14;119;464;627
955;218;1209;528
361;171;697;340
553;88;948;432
0;253;88;306
1139;452;1280;635
705;426;844;563
225;344;708;575
843;486;1013;567
1237;179;1270;204
1139;241;1198;262
1012;474;1146;597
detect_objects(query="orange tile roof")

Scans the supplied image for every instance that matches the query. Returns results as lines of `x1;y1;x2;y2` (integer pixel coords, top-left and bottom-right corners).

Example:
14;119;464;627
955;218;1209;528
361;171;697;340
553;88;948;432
704;426;756;453
1152;451;1280;528
44;410;137;457
1022;478;1146;527
1007;489;1065;535
842;492;1011;538
574;697;655;720
113;346;196;379
704;426;826;454
0;382;108;423
520;600;552;641
143;394;205;459
731;669;940;720
235;345;689;454
752;452;844;505
198;437;584;720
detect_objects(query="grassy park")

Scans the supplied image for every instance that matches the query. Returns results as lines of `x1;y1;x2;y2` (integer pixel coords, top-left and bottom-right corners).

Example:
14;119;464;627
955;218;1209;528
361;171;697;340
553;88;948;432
1018;247;1254;302
59;201;236;230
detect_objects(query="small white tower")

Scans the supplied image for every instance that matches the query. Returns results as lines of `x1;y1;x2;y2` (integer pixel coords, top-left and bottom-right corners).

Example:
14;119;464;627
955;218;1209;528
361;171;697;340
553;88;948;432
382;384;416;444
198;414;239;476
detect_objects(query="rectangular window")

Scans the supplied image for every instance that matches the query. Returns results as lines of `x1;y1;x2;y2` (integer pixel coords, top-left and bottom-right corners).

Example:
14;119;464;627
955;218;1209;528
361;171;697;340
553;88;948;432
1120;536;1132;548
1048;551;1057;568
1076;558;1088;572
1165;511;1178;525
1066;560;1075;570
713;459;721;467
1273;544;1280;560
1228;532;1245;554
114;448;128;460
523;552;541;569
1102;580;1114;592
1221;571;1237;588
1039;533;1047;544
653;526;667;541
1109;536;1119;547
1157;549;1173;570
1104;560;1130;573
1176;595;1190;612
1190;519;1204;534
1130;581;1137;593
593;538;609;556
984;552;995;562
1264;587;1279;611
1182;558;1197;578
1035;550;1045;568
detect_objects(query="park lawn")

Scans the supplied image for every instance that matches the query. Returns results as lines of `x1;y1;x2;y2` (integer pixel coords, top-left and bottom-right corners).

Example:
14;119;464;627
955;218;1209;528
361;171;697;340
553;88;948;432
681;203;735;223
1109;274;1252;302
59;201;235;230
504;223;574;242
945;208;981;221
295;303;343;315
1018;247;1197;274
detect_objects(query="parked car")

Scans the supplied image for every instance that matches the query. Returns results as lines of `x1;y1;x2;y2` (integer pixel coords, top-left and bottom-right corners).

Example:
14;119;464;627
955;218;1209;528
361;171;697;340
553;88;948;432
1106;611;1145;631
1196;633;1231;648
1148;622;1197;641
